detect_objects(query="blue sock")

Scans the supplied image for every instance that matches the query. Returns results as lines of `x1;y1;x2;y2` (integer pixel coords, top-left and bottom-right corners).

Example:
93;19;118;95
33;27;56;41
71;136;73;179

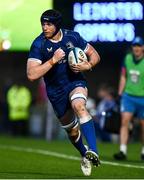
70;134;87;157
81;119;98;154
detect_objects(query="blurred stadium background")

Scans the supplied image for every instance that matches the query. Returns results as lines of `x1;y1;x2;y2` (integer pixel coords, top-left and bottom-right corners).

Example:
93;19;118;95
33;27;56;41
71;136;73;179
0;0;144;178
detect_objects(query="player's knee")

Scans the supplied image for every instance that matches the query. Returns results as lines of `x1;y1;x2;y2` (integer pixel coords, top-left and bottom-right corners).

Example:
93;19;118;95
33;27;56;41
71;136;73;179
67;126;80;142
70;93;87;115
73;102;86;114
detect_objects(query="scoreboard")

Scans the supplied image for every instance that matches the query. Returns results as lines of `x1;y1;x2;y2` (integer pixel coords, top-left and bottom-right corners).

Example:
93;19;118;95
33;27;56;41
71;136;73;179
54;0;144;43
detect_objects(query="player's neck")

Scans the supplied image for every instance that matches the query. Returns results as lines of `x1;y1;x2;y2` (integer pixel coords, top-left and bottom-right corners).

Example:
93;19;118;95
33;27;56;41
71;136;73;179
50;29;63;42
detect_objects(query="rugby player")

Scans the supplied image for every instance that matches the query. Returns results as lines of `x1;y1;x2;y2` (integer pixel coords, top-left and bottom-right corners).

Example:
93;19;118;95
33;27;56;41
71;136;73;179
114;37;144;161
27;9;100;176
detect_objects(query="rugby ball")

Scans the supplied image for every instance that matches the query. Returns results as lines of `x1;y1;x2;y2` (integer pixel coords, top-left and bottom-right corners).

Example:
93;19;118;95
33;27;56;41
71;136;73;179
68;47;88;65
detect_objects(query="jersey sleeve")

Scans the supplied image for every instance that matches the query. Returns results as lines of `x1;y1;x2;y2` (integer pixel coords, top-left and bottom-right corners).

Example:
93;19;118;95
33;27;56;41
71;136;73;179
74;32;88;52
28;40;43;64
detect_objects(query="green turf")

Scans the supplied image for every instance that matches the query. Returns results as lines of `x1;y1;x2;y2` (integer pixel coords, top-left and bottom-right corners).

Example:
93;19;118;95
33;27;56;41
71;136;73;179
0;135;144;179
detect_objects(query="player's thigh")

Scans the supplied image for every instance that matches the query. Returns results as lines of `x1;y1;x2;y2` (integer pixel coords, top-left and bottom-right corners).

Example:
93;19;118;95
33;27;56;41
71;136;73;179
121;112;133;126
50;96;76;127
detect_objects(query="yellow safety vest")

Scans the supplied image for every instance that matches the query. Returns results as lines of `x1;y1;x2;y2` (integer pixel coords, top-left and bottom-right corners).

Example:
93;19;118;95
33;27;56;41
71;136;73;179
7;85;31;121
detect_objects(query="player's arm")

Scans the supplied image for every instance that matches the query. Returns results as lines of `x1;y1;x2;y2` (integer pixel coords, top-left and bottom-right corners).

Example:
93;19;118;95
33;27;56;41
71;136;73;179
118;66;126;96
27;60;53;81
85;44;100;69
27;48;65;81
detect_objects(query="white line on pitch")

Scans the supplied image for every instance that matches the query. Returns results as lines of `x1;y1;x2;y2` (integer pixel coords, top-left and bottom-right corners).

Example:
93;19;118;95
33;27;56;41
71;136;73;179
0;145;144;169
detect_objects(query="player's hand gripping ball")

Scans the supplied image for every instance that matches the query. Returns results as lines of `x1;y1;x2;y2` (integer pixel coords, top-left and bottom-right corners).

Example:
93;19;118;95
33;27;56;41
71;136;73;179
68;47;91;73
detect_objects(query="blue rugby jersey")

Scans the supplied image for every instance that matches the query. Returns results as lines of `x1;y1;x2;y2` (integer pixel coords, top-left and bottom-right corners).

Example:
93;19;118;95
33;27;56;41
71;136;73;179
28;29;88;95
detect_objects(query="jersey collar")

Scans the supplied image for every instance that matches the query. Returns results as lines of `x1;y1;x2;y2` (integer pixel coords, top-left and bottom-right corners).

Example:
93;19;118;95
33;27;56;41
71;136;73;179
49;29;63;43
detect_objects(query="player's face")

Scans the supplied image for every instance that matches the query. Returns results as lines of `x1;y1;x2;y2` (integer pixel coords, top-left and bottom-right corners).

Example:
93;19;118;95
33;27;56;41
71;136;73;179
41;22;56;38
97;89;107;99
132;45;144;58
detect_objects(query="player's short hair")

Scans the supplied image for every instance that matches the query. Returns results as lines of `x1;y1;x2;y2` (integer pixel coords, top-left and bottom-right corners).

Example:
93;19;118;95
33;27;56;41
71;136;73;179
98;84;116;98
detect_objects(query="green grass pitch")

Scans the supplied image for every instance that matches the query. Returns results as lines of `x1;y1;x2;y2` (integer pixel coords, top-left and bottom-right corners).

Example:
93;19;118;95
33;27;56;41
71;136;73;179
0;135;144;179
